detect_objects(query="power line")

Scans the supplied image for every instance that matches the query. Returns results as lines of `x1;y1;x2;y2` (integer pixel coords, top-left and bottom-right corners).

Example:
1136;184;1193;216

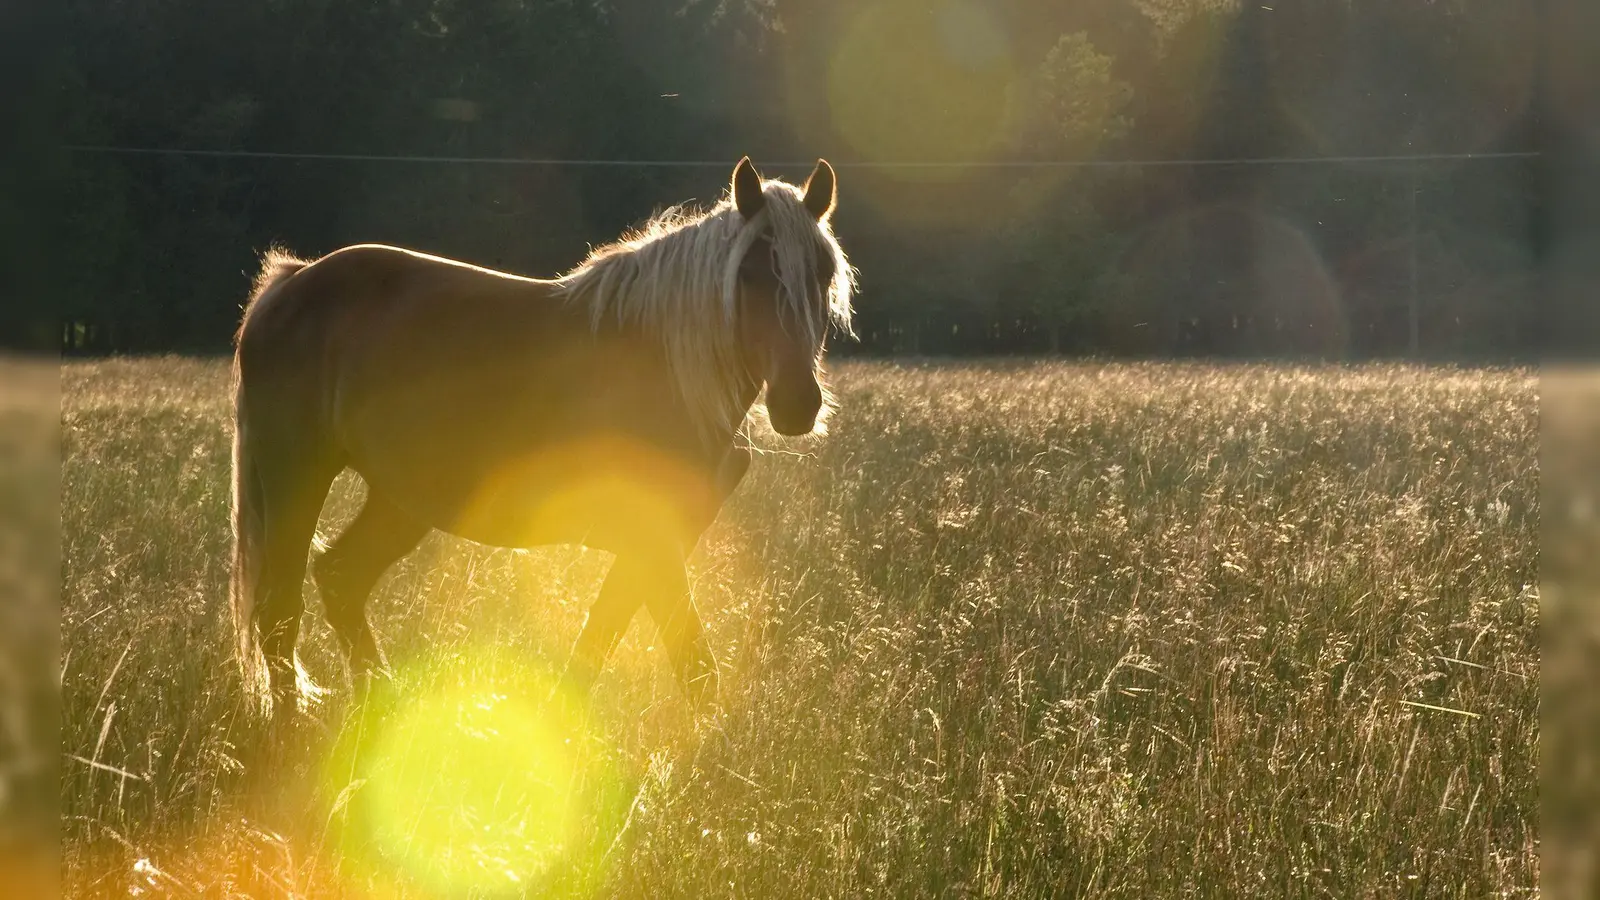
62;144;1540;169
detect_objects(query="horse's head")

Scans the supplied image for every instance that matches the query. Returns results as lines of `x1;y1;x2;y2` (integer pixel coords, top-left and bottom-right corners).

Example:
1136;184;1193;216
728;157;853;437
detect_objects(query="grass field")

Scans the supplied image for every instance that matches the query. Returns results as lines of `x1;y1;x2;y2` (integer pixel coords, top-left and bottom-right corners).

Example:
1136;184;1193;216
61;357;1537;898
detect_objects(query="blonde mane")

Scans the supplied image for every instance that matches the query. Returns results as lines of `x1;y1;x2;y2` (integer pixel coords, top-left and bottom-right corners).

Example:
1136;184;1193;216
553;178;856;446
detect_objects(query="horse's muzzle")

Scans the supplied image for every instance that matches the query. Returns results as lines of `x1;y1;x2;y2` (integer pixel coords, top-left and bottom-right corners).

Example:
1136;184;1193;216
767;379;823;436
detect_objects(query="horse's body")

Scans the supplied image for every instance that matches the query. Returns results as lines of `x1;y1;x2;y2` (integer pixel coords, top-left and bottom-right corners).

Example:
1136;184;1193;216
230;159;852;718
241;244;746;549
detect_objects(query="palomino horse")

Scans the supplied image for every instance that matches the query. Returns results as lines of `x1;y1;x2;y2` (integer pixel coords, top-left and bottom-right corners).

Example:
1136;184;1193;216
230;157;854;719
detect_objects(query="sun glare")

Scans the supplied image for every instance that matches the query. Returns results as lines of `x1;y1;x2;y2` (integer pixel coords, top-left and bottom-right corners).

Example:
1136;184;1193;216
808;0;1018;223
825;0;1014;167
454;434;716;555
327;654;617;896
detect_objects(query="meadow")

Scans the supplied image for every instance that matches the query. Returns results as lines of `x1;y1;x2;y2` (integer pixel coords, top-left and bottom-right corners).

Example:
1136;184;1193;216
61;357;1537;898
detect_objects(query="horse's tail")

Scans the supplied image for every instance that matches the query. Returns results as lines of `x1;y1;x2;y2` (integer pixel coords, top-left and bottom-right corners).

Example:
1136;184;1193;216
236;247;309;343
229;388;271;712
229;247;309;715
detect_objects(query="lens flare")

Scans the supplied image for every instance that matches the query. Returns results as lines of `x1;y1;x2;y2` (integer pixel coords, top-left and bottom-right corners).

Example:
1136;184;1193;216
325;653;618;896
826;0;1014;166
1104;204;1345;356
803;0;1020;226
449;433;720;554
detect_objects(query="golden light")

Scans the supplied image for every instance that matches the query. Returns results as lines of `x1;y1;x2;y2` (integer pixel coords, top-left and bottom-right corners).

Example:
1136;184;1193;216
452;433;717;556
803;0;1021;226
826;0;1014;167
325;651;620;896
433;432;720;699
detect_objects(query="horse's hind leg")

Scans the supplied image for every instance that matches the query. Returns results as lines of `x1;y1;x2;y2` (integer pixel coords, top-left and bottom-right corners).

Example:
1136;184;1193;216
313;489;428;690
255;454;342;719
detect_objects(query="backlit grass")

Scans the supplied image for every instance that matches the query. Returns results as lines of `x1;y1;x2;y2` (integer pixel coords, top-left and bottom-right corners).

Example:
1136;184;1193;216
61;358;1537;897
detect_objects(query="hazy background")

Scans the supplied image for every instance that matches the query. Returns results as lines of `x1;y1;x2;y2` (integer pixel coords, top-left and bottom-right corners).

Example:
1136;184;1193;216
14;0;1595;361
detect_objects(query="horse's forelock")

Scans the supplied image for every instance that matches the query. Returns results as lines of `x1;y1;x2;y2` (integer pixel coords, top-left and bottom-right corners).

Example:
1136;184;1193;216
758;183;856;352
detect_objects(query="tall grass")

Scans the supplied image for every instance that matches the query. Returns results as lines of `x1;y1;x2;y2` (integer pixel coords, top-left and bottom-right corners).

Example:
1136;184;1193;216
61;358;1537;898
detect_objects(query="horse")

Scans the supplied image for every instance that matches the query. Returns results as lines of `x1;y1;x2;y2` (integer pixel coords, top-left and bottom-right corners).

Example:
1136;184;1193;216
229;157;855;721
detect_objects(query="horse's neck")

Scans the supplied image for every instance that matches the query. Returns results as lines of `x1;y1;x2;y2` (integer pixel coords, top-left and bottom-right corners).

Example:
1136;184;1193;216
577;310;760;460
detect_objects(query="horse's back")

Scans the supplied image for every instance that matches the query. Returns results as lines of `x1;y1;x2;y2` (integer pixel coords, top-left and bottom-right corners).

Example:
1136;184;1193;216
239;244;709;548
313;243;542;285
239;243;561;379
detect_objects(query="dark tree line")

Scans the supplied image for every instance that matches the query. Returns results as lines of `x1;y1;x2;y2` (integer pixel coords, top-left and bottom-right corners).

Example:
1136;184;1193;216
19;0;1596;359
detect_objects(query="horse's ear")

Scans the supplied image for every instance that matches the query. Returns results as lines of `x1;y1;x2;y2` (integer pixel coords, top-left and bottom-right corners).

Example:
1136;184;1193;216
732;156;766;220
802;158;837;221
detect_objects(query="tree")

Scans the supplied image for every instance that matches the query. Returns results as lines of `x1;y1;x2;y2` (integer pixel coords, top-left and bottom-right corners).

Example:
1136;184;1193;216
44;0;1541;360
1004;32;1133;353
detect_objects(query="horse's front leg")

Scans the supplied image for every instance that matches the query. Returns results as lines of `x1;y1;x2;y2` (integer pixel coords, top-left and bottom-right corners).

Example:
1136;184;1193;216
562;446;745;706
563;548;718;709
641;553;719;710
640;443;747;707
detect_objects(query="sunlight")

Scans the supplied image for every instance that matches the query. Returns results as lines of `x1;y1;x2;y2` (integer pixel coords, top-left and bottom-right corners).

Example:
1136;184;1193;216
805;0;1019;223
454;434;717;556
328;654;617;896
